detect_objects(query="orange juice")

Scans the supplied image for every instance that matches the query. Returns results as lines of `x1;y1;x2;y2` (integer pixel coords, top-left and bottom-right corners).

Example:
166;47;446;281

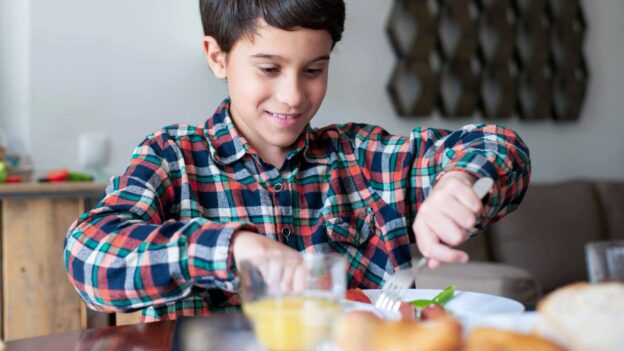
243;296;341;351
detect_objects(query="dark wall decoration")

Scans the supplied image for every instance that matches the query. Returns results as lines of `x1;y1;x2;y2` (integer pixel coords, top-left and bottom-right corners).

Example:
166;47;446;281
386;0;588;121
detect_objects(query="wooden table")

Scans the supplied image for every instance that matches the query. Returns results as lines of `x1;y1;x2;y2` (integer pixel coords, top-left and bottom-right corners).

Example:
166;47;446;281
5;314;258;351
5;320;176;351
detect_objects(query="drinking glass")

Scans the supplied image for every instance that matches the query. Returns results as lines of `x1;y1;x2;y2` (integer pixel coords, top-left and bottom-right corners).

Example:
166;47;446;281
585;240;624;283
238;252;347;351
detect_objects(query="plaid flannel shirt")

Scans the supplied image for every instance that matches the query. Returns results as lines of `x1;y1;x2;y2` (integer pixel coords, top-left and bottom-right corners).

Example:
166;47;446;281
64;98;531;321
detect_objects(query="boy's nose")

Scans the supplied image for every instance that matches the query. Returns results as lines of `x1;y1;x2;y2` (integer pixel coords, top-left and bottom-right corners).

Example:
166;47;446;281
276;74;305;108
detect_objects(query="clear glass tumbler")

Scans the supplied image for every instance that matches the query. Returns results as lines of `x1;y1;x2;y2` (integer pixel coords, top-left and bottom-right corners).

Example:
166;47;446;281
585;240;624;283
238;252;347;351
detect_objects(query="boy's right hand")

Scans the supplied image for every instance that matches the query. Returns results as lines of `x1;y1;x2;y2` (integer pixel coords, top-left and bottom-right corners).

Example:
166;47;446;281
231;230;299;266
231;230;306;292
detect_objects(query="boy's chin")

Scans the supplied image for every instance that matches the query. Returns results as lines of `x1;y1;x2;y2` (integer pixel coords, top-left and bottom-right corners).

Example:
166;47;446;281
264;133;302;149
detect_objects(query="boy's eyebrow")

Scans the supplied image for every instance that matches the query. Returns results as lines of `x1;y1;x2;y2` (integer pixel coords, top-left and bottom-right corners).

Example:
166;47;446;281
250;54;331;63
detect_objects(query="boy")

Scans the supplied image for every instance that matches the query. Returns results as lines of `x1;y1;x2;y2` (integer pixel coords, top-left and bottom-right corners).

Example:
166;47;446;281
64;0;530;322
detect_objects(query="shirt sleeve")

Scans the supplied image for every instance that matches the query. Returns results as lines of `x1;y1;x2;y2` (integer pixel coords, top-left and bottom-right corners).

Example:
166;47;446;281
349;123;531;237
406;124;531;232
63;133;254;313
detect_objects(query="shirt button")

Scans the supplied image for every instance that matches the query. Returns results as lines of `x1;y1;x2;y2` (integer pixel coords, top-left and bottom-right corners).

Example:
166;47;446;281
273;183;284;192
280;226;291;237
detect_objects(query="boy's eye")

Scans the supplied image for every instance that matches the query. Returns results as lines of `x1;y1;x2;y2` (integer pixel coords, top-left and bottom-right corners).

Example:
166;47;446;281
305;68;324;75
259;66;279;74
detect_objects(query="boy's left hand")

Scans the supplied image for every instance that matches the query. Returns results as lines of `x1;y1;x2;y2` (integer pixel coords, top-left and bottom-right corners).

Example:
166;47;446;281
412;171;483;269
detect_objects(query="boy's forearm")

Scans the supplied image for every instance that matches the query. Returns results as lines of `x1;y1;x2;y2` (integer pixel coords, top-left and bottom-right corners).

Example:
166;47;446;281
435;124;531;228
64;209;254;313
63;135;255;312
409;124;531;230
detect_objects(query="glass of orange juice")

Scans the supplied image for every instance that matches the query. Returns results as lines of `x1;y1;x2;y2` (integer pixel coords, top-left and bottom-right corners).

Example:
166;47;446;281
239;252;347;351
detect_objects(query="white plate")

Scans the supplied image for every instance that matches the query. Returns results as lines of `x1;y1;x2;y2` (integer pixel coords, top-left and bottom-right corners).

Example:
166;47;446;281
359;289;525;320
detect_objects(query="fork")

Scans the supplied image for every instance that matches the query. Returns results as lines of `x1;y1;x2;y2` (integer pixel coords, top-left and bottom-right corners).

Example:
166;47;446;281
373;268;414;312
373;177;494;313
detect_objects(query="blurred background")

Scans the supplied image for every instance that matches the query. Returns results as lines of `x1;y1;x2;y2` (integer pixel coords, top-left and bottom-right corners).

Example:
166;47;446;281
1;0;623;182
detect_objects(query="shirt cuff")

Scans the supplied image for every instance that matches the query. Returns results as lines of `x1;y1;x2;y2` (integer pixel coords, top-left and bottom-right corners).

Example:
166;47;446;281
186;220;256;290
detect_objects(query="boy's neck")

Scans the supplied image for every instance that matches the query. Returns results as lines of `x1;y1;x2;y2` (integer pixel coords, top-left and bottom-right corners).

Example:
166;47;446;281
257;147;289;169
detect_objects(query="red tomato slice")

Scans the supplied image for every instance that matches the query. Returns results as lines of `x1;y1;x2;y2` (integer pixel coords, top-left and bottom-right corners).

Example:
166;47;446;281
345;288;372;304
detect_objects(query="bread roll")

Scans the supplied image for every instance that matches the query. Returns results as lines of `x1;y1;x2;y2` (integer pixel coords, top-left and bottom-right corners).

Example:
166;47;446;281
334;312;462;351
536;282;624;351
371;317;462;351
333;311;383;351
464;327;564;351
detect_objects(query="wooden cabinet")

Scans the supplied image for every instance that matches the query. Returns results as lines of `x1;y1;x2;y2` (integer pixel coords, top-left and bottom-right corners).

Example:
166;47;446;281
0;182;106;341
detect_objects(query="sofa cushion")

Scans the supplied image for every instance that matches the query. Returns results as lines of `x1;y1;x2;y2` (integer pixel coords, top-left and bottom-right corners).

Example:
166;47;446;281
459;232;491;261
594;181;624;240
415;262;540;307
410;230;491;262
487;180;605;292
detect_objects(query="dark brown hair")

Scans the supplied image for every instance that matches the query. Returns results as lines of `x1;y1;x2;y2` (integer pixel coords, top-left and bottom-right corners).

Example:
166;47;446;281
199;0;346;52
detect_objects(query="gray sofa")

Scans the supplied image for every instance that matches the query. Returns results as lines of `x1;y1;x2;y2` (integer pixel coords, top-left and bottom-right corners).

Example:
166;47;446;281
414;179;624;308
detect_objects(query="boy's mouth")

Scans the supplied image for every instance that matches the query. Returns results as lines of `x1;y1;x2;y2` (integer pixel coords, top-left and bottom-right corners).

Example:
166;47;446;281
266;111;304;127
266;112;302;120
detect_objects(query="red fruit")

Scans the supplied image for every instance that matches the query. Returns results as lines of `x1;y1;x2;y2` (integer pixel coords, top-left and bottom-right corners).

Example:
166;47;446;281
345;288;372;304
47;168;69;182
5;175;23;183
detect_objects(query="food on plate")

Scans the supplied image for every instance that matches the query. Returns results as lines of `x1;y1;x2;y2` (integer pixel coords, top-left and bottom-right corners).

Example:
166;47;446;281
333;311;383;351
409;284;455;320
535;282;624;351
345;288;372;304
372;317;462;351
243;296;341;351
419;304;446;321
336;285;602;351
346;286;455;321
334;312;462;351
398;299;418;320
410;284;456;309
463;327;564;351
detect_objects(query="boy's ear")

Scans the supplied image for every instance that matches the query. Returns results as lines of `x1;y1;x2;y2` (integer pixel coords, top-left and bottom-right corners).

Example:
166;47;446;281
203;36;227;79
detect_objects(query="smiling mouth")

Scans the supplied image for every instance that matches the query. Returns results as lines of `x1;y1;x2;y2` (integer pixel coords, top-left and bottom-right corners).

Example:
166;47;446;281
267;112;302;120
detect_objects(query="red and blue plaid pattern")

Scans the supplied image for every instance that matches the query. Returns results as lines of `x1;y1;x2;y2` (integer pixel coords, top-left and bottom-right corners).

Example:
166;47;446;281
64;99;530;321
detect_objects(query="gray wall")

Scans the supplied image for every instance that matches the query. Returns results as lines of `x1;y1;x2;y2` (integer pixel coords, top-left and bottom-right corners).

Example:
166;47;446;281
0;0;30;152
1;0;623;182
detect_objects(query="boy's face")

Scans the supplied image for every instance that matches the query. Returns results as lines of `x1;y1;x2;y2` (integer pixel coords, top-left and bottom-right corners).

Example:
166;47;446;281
217;21;333;160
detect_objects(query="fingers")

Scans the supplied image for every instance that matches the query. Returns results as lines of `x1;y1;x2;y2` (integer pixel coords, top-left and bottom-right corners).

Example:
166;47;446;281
426;237;469;263
232;231;300;270
450;182;483;214
414;217;469;264
291;265;307;292
280;264;296;292
280;263;309;293
417;197;476;247
427;259;441;269
411;173;489;266
436;172;483;214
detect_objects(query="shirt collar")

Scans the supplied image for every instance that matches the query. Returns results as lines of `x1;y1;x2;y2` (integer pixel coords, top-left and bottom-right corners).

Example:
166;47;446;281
204;99;247;165
204;98;330;165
